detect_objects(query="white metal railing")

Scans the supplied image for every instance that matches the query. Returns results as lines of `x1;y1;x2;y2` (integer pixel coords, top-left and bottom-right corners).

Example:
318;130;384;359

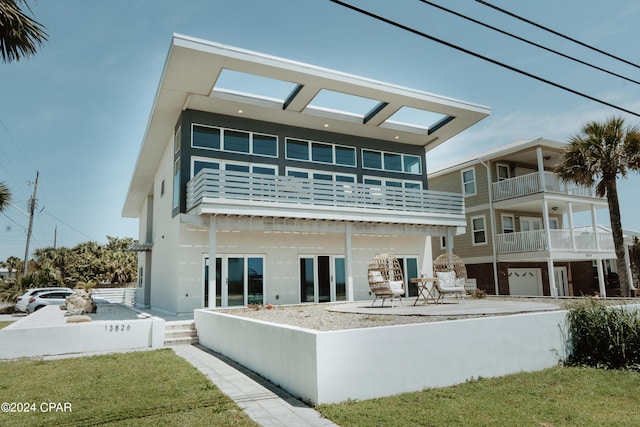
492;172;598;201
186;169;464;216
496;229;614;254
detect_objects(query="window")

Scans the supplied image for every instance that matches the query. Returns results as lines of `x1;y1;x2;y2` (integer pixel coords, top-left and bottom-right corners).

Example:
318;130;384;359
253;134;278;157
461;167;476;197
174;126;181;154
471;215;487;245
404;155;421;174
362;150;383;169
286;139;309;160
497;164;510;181
364;176;422;189
502;214;515;233
287;168;356;183
192;124;277;157
224;130;250;153
192;158;276;178
172;159;180;209
549;218;559;230
383;152;402;172
311;142;333;163
440;236;447;250
160;178;165;197
192;159;220;177
335;145;356;166
192;125;221;150
363;149;422;174
286;138;356;167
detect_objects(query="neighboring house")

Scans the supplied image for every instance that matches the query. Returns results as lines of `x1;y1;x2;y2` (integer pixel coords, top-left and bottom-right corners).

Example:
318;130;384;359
429;137;632;297
122;34;491;314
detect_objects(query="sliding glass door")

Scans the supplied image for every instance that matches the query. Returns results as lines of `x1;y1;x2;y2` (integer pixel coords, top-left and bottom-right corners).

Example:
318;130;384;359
299;255;346;303
204;255;264;308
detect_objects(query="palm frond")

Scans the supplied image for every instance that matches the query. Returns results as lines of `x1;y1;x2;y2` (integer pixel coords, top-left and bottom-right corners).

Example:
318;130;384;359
0;0;48;63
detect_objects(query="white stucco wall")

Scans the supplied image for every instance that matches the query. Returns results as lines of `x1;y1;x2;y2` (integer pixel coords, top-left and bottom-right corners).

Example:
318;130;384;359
195;307;573;405
148;136;181;313
174;229;429;313
0;306;165;359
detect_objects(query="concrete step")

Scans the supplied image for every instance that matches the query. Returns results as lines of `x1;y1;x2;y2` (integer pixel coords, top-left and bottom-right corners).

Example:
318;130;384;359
164;320;198;346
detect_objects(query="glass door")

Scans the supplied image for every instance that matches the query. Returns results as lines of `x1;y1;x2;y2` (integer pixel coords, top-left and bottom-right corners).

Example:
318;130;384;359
205;256;264;307
299;255;346;303
334;257;346;301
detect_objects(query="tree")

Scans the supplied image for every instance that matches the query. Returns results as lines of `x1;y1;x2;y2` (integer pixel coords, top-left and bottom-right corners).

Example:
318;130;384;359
0;0;48;63
0;181;10;212
556;116;640;297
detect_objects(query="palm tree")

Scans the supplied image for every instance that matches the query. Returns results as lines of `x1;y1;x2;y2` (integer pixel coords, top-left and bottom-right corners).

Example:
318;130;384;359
0;181;10;212
556;116;640;297
0;0;48;63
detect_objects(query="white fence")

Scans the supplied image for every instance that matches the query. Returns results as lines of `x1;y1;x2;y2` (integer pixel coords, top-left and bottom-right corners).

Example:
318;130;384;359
92;287;136;305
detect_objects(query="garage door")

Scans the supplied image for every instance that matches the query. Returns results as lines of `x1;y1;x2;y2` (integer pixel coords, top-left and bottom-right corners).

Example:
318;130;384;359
508;268;543;296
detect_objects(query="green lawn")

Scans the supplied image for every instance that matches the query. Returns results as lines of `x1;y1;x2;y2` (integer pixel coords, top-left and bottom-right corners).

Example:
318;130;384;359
2;349;640;426
318;366;640;427
0;349;257;426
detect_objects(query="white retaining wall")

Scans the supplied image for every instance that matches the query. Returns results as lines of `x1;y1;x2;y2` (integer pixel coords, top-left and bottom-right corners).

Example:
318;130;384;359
0;306;165;359
195;308;571;404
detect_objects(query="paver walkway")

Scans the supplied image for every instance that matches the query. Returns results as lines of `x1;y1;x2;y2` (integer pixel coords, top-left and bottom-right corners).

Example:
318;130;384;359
172;344;338;427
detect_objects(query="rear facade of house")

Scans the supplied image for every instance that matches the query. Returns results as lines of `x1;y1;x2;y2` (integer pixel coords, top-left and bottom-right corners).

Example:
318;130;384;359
122;35;491;314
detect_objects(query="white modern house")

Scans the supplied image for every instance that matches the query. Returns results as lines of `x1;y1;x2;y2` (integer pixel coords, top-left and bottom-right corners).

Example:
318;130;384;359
122;34;490;315
429;138;634;297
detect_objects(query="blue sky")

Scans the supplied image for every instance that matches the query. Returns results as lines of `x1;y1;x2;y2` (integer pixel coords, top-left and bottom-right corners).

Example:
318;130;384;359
2;0;640;261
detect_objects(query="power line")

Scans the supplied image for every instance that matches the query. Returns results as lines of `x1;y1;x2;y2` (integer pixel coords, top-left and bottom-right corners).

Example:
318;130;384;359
328;0;640;118
475;0;640;70
418;0;640;86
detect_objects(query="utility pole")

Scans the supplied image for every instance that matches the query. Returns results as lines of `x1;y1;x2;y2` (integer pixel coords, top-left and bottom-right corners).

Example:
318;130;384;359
23;171;39;276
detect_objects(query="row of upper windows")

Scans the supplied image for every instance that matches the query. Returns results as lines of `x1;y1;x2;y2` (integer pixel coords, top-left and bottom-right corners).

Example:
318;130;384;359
190;124;423;175
191;158;423;189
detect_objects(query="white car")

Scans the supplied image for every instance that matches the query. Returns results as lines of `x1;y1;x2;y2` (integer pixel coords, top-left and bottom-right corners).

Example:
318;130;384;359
26;290;75;314
15;287;72;313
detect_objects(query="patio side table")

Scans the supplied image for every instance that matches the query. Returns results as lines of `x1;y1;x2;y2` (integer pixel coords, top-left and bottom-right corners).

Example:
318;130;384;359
411;277;438;305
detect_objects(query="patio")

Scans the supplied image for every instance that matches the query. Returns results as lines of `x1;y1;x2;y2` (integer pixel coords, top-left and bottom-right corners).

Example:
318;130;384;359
327;297;563;316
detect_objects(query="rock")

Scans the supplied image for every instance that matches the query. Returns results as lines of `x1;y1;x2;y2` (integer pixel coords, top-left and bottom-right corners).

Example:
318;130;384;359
64;308;85;317
66;315;92;323
63;291;94;314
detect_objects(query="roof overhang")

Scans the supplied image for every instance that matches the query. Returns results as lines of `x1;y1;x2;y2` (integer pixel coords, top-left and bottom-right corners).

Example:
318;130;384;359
123;34;490;217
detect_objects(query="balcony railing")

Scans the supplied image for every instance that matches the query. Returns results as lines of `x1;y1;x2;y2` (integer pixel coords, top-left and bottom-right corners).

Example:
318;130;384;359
496;229;614;254
186;169;465;220
492;172;598;202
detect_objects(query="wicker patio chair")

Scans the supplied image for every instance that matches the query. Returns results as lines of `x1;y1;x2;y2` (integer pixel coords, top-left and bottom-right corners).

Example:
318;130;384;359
432;253;467;303
368;254;405;307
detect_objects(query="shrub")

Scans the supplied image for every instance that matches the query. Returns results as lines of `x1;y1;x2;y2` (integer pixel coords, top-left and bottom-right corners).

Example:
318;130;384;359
566;298;640;370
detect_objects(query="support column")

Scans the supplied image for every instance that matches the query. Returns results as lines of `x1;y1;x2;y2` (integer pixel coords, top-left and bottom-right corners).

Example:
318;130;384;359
568;202;576;251
542;199;552;251
591;205;600;250
547;259;557;298
208;216;217;308
446;229;454;254
345;223;354;301
536;147;546;190
624;243;635;291
596;258;607;297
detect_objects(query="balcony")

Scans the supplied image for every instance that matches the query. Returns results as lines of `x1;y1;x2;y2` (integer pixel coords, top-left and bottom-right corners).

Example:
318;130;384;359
186;169;465;226
496;229;614;254
492;172;598;202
